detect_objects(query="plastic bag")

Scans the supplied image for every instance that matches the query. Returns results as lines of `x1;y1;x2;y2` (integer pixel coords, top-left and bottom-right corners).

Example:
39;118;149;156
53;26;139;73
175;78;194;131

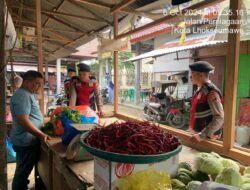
61;106;99;145
80;115;98;124
112;169;172;190
6;136;16;163
61;111;80;145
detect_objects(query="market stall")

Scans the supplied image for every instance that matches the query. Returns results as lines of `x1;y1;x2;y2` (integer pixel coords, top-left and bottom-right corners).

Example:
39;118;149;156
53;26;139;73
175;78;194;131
37;106;249;190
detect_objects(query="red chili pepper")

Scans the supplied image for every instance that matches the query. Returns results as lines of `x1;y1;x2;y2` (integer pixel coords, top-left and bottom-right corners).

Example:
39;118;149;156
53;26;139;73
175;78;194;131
84;121;180;155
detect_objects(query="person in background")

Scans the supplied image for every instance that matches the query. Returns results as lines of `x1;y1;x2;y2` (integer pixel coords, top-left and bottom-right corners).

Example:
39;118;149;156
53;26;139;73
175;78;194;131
14;74;23;89
189;61;224;144
69;63;103;117
108;80;114;104
10;70;50;190
64;67;77;105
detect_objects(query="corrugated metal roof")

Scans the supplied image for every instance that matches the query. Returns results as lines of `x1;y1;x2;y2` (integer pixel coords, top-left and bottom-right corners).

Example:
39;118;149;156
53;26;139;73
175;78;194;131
124;33;225;62
11;0;156;62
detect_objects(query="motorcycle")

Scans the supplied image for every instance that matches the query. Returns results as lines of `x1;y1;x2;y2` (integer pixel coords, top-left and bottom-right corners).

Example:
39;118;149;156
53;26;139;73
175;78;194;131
143;81;186;129
47;93;68;116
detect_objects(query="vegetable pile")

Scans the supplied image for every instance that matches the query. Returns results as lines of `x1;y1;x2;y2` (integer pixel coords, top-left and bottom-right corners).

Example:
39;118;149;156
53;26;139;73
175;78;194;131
84;121;180;155
42;107;81;136
171;152;250;190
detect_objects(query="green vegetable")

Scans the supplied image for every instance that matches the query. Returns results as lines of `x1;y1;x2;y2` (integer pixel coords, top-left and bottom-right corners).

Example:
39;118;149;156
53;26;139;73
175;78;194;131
171;179;186;190
178;168;193;177
42;122;55;136
179;162;192;172
63;108;81;123
244;166;250;175
186;181;202;190
176;172;192;185
195;153;223;177
221;158;240;172
215;167;242;187
192;170;210;182
240;183;250;190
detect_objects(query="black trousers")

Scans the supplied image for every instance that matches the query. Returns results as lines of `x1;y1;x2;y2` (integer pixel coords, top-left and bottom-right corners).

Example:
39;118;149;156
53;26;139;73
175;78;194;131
12;143;40;190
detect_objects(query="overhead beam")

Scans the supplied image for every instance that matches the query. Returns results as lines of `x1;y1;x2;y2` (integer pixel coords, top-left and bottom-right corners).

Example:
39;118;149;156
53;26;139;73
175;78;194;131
110;0;136;14
71;0;157;18
223;0;241;151
14;23;83;34
48;21;108;56
115;0;224;39
42;12;86;33
11;5;105;22
43;0;65;27
72;0;112;8
67;0;112;25
44;29;73;42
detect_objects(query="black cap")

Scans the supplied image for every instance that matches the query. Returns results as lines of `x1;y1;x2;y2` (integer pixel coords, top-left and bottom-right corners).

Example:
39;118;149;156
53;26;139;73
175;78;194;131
67;68;76;72
67;63;76;72
189;61;214;73
78;63;90;72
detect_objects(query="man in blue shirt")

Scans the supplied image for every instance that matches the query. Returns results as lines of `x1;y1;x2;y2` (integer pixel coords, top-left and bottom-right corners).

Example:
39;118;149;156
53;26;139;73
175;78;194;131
10;70;50;190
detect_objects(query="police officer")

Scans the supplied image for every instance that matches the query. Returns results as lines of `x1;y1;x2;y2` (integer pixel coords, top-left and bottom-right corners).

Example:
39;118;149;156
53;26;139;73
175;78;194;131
64;66;77;105
189;61;224;143
69;63;103;116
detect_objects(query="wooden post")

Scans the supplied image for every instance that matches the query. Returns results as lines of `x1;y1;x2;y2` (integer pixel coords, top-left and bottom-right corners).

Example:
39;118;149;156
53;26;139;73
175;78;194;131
134;43;141;105
36;0;44;114
0;1;7;189
223;0;241;151
56;58;61;95
113;12;119;113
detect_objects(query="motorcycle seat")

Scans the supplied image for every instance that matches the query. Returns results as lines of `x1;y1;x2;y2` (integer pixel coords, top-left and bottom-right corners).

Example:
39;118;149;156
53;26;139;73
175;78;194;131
148;102;161;108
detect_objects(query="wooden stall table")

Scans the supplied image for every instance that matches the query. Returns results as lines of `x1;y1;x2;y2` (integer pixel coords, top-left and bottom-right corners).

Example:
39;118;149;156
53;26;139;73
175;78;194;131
37;117;121;190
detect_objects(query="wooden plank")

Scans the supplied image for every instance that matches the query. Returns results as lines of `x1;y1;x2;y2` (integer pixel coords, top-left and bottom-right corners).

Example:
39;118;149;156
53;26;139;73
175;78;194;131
228;148;250;165
0;1;7;189
223;0;241;151
36;0;45;114
110;0;136;14
37;142;53;190
116;0;224;39
113;12;119;113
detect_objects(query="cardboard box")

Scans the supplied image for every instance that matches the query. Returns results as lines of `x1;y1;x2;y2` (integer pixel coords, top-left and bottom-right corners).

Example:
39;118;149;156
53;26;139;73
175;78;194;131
94;155;179;190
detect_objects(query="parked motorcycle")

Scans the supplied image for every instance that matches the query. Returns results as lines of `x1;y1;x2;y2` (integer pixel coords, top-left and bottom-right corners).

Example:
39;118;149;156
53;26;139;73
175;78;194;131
47;93;68;116
143;81;186;129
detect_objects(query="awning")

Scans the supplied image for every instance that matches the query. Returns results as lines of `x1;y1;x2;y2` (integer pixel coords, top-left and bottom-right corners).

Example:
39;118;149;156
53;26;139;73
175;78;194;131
124;33;225;63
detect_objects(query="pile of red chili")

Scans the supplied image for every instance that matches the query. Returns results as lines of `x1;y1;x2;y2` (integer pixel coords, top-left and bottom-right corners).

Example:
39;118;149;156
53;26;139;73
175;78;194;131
84;121;180;155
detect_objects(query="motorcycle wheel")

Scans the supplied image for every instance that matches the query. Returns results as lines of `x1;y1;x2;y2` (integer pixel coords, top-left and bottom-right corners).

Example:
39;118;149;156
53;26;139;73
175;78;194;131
167;112;185;129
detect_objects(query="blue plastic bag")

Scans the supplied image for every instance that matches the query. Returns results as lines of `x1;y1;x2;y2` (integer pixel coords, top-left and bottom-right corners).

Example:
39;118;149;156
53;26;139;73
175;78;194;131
6;136;16;163
61;112;98;145
80;115;98;124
